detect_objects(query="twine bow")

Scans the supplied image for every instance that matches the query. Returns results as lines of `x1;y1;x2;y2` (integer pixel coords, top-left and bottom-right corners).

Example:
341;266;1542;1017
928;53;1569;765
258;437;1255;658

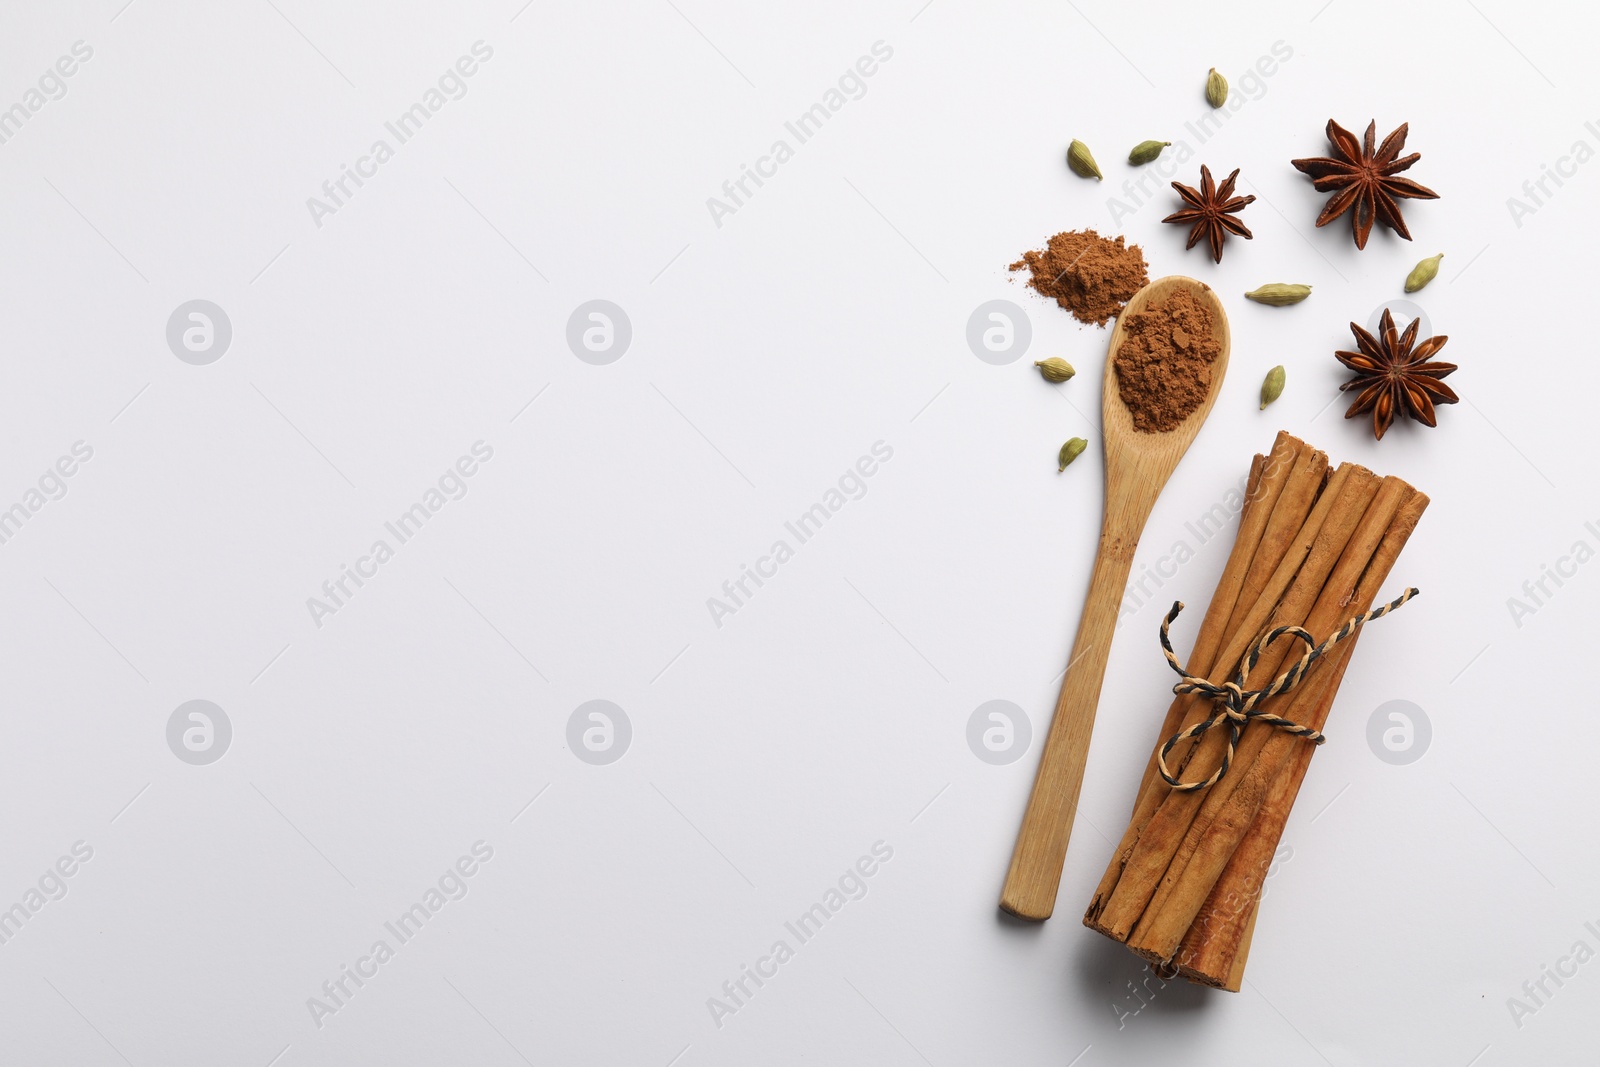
1155;588;1419;792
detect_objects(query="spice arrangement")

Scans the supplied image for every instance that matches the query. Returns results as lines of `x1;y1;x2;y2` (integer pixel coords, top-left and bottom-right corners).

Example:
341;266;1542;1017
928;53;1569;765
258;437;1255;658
998;70;1457;1000
1028;118;1457;434
1082;432;1428;988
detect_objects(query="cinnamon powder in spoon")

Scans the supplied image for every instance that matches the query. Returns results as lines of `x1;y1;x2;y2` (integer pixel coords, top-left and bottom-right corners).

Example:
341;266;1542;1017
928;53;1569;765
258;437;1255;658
1113;287;1221;433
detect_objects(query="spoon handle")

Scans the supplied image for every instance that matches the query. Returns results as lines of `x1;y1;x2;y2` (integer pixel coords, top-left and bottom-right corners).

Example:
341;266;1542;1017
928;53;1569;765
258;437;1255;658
1000;499;1148;921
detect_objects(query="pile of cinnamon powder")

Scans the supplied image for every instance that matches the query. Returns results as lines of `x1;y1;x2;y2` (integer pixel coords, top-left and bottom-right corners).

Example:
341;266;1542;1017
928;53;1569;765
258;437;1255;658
1113;287;1221;433
1009;229;1149;326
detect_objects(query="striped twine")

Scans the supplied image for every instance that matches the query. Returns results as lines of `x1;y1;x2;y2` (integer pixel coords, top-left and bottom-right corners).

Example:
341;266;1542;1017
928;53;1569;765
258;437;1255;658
1155;588;1419;792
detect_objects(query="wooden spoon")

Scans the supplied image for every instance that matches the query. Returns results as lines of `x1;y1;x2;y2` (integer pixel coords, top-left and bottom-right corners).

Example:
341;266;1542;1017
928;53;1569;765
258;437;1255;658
1000;276;1230;921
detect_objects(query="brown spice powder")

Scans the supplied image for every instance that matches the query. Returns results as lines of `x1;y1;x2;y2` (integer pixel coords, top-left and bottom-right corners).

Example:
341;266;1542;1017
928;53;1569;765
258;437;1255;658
1009;230;1149;326
1114;287;1221;433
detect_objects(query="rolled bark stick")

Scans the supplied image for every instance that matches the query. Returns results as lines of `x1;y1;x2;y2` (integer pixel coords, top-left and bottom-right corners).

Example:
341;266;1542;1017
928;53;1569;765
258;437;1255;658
1220;445;1333;651
1175;636;1358;989
1086;441;1328;928
1174;488;1430;987
1163;459;1351;784
1224;907;1258;992
1119;470;1390;956
1087;463;1372;940
1087;434;1304;911
1129;475;1405;945
1123;442;1283;803
1127;614;1368;960
1198;485;1423;988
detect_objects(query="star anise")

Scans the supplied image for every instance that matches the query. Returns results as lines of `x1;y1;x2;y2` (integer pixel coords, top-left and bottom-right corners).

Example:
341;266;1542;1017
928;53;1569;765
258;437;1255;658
1163;165;1255;263
1337;309;1457;439
1291;120;1439;249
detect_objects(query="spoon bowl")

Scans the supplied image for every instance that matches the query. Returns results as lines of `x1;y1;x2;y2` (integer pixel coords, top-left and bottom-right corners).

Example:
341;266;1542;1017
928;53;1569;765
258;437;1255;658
1101;276;1231;475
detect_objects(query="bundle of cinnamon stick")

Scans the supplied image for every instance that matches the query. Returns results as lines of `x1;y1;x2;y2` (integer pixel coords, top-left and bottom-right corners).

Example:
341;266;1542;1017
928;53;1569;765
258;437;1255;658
1083;431;1428;989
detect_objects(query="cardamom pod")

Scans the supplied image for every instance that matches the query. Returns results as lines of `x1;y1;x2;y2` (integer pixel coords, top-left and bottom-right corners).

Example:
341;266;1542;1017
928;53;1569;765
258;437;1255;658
1244;283;1312;306
1128;139;1171;165
1057;437;1088;472
1205;68;1228;108
1034;358;1076;383
1066;139;1103;181
1404;252;1444;292
1259;365;1285;410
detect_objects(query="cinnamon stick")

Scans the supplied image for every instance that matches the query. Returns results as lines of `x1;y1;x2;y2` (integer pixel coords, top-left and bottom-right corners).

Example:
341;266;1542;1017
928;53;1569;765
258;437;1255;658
1174;636;1358;989
1173;488;1430;986
1220;444;1332;648
1161;458;1348;785
1127;617;1365;961
1087;463;1371;940
1224;905;1258;992
1118;470;1391;957
1086;439;1325;928
1087;434;1305;912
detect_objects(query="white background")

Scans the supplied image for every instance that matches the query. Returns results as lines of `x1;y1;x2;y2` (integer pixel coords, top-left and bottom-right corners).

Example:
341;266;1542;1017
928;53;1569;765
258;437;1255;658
1;0;1595;1064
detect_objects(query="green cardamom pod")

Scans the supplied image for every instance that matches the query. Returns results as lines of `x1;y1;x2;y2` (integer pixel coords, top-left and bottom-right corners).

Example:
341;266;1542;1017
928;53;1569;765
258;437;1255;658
1057;437;1088;472
1034;358;1076;383
1404;252;1444;292
1205;68;1228;108
1243;283;1312;306
1066;139;1103;181
1259;366;1286;410
1128;139;1171;165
